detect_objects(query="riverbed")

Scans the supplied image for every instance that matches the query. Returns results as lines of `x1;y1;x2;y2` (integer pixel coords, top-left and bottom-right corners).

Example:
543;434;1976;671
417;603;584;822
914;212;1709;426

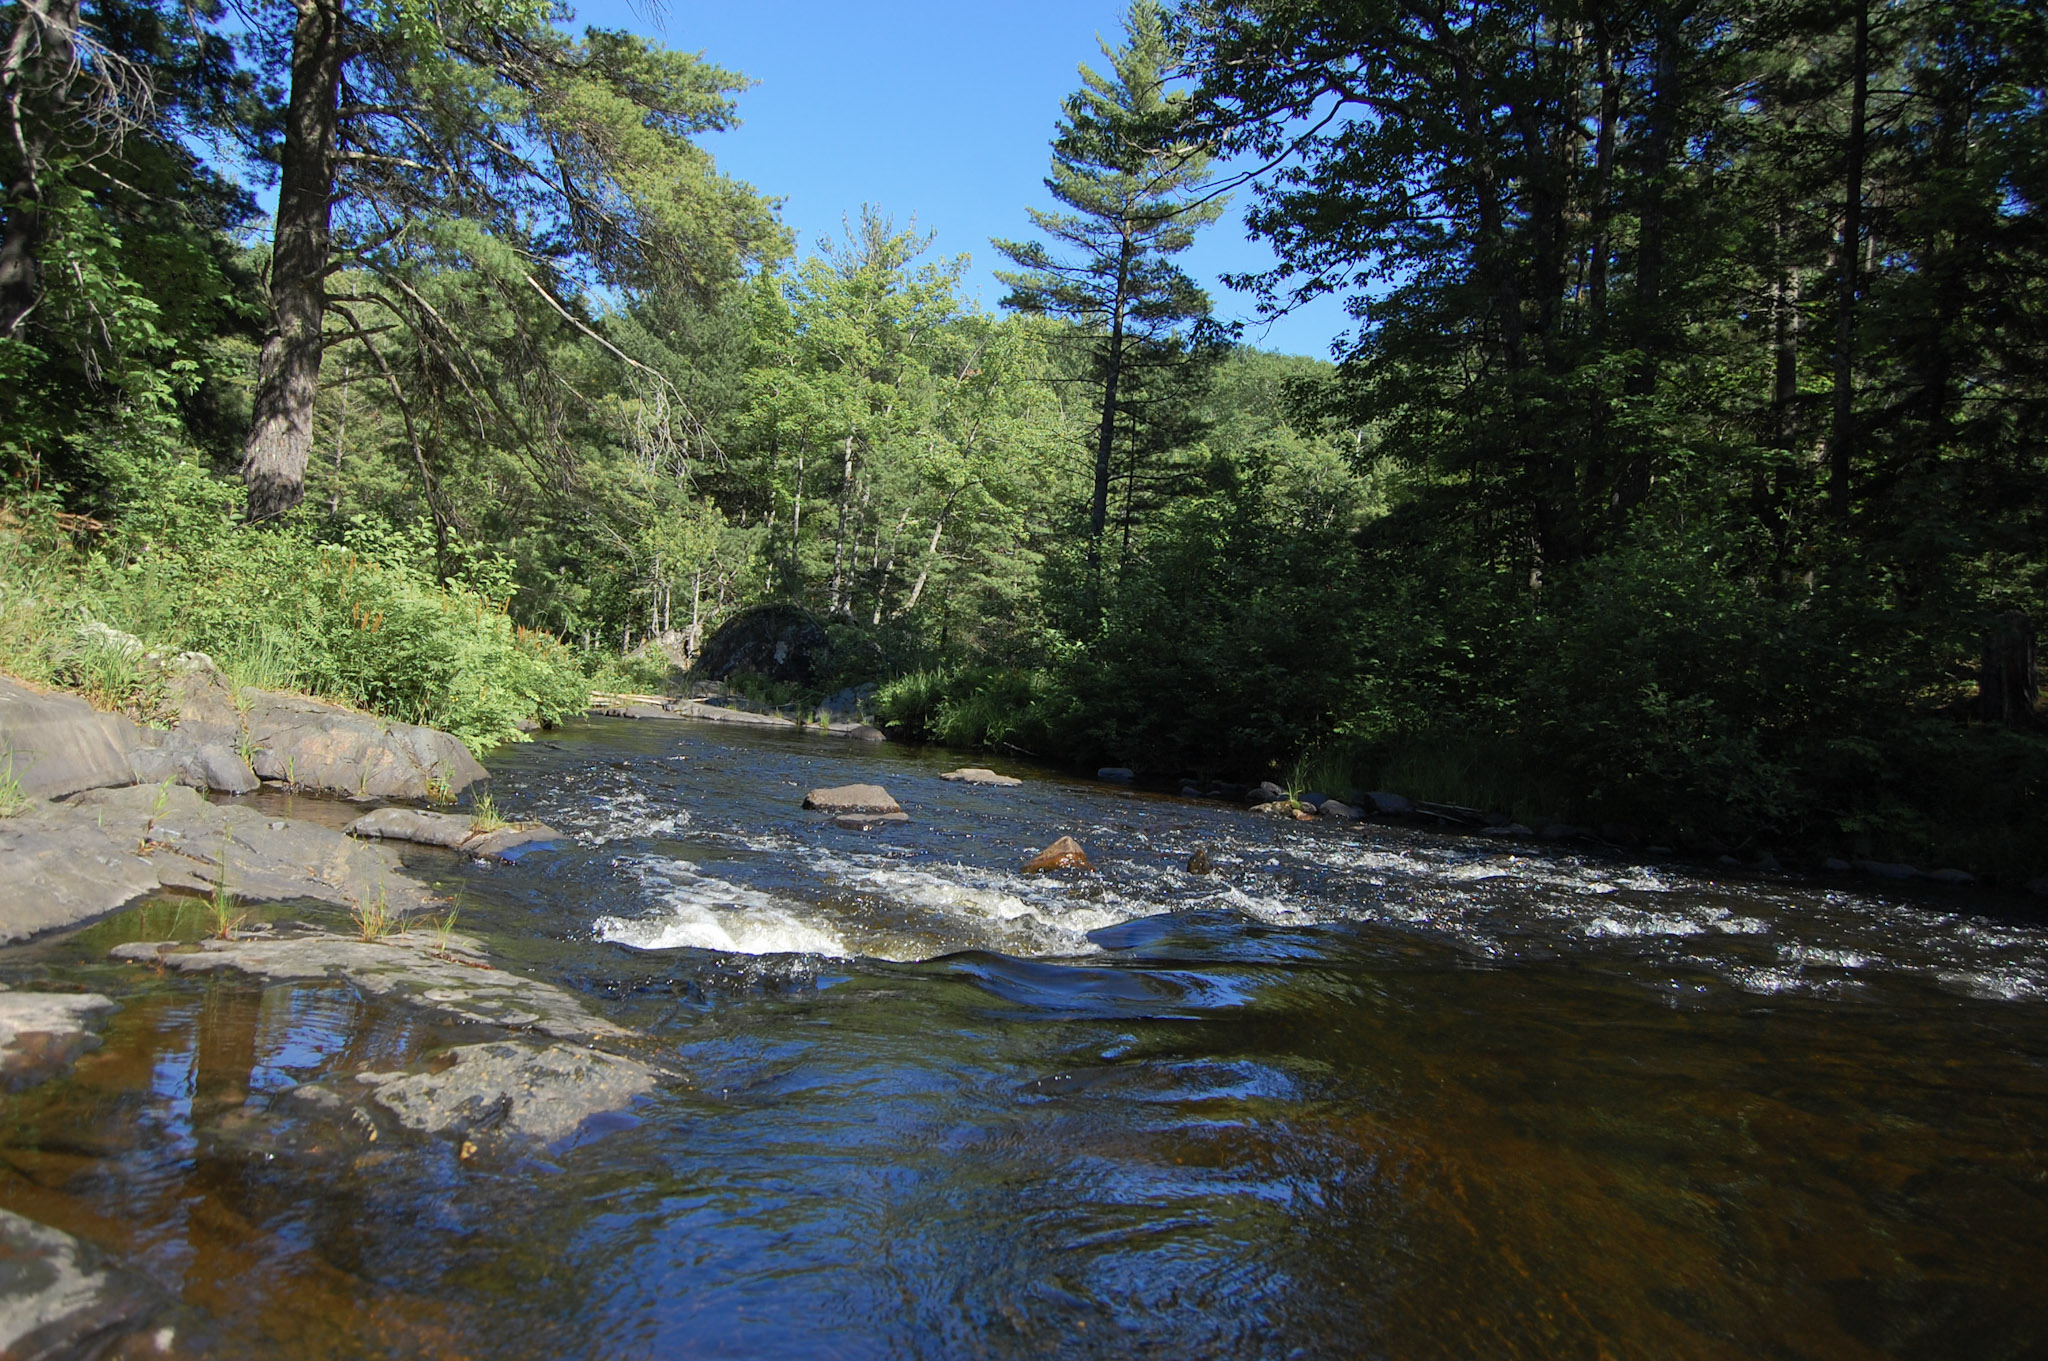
4;716;2045;1358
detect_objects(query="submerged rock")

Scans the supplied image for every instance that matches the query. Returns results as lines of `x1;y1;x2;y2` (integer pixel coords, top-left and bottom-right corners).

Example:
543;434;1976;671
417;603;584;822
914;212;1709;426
802;784;901;814
344;807;561;861
1096;767;1134;783
0;1210;167;1358
115;929;629;1042
1022;836;1093;873
369;1040;656;1144
0;992;115;1089
940;768;1022;787
831;812;909;830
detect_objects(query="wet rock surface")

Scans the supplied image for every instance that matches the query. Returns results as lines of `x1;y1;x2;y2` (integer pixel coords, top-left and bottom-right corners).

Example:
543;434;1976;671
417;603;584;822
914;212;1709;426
0;992;115;1089
367;1040;656;1143
0;1210;167;1359
112;929;629;1042
1022;836;1093;873
343;807;561;861
0;784;433;943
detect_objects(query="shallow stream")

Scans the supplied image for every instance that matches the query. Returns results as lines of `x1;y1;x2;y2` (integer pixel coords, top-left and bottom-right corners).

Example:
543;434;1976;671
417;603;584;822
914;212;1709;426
5;717;2046;1358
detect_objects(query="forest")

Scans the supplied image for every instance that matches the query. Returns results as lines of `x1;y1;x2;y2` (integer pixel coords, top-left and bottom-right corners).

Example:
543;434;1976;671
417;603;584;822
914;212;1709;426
1;0;2043;880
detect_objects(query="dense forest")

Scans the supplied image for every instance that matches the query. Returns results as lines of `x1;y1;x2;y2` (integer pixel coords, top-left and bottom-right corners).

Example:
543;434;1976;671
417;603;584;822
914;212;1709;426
1;0;2043;879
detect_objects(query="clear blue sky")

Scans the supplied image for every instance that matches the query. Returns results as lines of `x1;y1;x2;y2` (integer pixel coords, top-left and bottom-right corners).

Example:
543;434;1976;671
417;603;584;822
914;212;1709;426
569;0;1354;360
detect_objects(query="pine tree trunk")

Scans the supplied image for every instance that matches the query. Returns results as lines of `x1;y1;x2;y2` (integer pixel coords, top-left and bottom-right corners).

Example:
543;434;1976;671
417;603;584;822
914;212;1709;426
0;0;79;338
240;0;343;522
1827;0;1868;519
1088;246;1131;597
1980;613;2038;726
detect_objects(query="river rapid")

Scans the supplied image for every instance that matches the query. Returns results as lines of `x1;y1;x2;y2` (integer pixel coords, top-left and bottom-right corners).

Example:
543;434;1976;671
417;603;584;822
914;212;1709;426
4;715;2046;1358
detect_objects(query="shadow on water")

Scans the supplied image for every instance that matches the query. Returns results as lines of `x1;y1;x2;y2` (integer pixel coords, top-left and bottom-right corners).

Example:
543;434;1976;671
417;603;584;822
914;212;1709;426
3;715;2046;1358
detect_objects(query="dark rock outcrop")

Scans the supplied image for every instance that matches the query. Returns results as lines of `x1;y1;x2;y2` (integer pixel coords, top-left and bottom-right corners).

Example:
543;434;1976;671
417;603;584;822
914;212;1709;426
0;1210;168;1358
697;603;831;685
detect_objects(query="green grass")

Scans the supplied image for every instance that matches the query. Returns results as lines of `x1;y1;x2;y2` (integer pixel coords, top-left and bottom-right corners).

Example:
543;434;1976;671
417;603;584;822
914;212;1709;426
0;753;27;816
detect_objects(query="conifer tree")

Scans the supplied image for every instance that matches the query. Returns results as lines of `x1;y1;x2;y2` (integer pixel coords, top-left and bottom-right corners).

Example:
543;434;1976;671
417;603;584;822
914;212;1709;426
993;0;1223;596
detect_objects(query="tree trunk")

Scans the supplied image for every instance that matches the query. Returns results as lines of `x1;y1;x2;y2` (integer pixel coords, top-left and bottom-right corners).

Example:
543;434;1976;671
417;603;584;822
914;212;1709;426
1980;613;2038;726
827;431;856;612
1827;0;1868;519
240;0;343;522
0;0;79;338
1088;242;1132;596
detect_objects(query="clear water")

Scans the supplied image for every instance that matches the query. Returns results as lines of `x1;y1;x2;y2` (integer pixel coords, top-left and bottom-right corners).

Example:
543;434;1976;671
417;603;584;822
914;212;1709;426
4;716;2045;1358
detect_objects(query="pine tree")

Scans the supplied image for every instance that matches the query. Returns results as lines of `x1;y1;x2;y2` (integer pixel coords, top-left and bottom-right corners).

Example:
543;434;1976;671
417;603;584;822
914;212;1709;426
993;0;1223;599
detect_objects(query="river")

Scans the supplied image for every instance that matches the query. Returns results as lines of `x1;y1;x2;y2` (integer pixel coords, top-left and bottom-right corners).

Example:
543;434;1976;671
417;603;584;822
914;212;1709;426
4;715;2045;1358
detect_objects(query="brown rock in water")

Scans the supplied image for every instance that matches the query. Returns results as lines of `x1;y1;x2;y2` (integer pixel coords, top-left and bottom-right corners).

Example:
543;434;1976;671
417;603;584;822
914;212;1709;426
1186;846;1213;875
802;784;901;814
1023;836;1093;873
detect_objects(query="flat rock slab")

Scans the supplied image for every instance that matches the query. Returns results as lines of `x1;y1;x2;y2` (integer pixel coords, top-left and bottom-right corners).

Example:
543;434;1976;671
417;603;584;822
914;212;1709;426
344;807;561;861
0;993;115;1089
112;930;630;1042
0;1210;165;1359
369;1040;656;1143
940;768;1022;787
0;813;161;943
803;784;901;814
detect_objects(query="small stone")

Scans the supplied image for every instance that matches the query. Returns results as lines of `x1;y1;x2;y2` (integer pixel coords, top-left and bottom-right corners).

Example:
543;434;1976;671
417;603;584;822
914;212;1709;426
940;768;1022;787
1096;767;1134;783
1186;846;1213;874
803;784;901;814
1023;836;1093;873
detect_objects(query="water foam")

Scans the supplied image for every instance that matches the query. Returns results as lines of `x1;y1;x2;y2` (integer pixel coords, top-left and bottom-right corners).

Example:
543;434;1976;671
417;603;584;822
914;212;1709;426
596;858;849;957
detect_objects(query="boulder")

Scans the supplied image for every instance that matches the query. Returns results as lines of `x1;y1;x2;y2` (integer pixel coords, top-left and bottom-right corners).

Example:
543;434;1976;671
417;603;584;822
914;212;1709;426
1364;790;1413;816
0;992;116;1089
820;683;878;722
368;1040;655;1144
941;768;1022;787
127;729;258;794
0;675;139;800
1250;781;1288;804
1186;846;1213;875
840;724;888;742
1319;799;1362;821
1022;836;1093;873
1822;857;1853;872
1926;867;1975;885
1298;791;1330;809
803;784;901;814
696;603;831;685
1855;859;1920;881
1096;767;1134;783
0;1210;166;1358
167;661;483;800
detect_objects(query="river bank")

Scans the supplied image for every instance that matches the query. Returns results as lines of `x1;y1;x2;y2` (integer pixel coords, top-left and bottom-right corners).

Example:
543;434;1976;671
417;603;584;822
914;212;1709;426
3;712;2047;1357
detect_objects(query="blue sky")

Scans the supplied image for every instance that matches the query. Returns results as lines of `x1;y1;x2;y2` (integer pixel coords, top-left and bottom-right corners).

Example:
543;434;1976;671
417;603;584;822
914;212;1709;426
568;0;1354;360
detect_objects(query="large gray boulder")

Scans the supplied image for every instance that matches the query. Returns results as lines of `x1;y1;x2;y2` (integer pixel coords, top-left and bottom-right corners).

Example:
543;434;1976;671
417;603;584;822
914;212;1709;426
802;784;901;814
696;603;831;685
127;728;259;794
344;807;561;861
0;676;139;799
169;662;484;800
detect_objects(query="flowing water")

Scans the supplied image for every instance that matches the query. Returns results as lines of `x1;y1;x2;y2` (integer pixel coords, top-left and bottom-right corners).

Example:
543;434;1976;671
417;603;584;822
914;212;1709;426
4;717;2046;1358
